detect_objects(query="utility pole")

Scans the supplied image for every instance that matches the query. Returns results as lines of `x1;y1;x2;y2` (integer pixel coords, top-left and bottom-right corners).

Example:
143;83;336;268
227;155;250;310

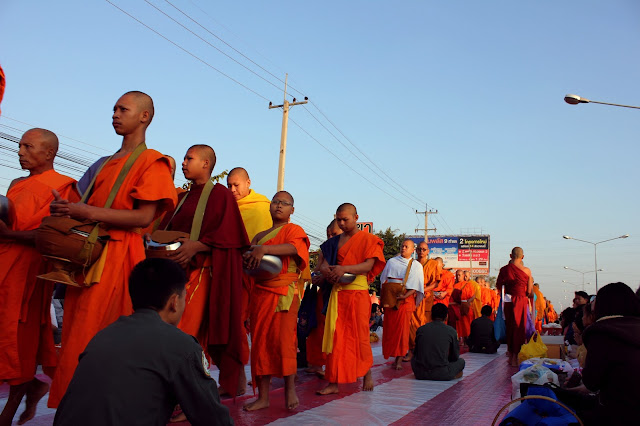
269;73;307;191
415;205;438;242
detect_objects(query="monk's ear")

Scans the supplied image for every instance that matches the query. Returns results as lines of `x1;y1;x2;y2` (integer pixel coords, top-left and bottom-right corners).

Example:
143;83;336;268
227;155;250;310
354;214;359;222
139;109;151;124
167;293;179;313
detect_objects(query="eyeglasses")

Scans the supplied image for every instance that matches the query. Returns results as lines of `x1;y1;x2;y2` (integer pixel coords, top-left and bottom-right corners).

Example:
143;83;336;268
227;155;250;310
271;200;293;207
416;248;428;251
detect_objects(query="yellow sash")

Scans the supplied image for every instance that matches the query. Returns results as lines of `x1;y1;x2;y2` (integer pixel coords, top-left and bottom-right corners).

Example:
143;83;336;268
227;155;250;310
322;274;369;354
257;225;285;245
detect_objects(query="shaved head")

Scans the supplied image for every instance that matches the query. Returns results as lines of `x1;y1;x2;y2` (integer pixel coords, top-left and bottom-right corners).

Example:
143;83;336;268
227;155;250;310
18;128;58;175
403;239;415;249
188;144;216;173
511;247;524;259
25;128;58;153
273;190;294;205
326;219;342;239
166;156;177;179
228;167;249;180
336;203;357;216
435;257;444;267
123;91;154;124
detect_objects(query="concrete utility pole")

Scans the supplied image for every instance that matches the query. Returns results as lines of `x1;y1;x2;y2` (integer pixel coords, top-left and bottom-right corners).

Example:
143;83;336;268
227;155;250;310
269;74;307;191
415;206;438;242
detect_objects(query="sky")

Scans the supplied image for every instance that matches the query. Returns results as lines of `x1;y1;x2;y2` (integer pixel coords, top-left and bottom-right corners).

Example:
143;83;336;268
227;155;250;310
1;0;639;308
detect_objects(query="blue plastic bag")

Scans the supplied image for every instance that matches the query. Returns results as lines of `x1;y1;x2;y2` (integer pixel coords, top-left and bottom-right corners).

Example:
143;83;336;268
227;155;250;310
495;296;506;342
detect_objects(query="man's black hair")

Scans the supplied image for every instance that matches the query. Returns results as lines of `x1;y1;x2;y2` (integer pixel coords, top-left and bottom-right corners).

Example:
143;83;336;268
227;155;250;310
481;305;492;317
594;282;640;320
432;303;448;321
129;258;187;311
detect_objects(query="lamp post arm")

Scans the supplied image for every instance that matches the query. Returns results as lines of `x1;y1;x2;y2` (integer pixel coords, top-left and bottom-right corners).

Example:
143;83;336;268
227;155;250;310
595;236;626;245
589;100;640;110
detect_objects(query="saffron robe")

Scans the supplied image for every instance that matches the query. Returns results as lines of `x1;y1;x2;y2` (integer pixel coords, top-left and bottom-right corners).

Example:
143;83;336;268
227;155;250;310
469;280;482;319
236;189;272;242
480;286;495;320
48;150;177;407
448;281;475;338
249;224;309;380
409;259;441;350
159;182;249;395
532;286;546;332
380;256;424;359
0;170;79;385
323;231;385;384
433;269;455;307
496;262;530;356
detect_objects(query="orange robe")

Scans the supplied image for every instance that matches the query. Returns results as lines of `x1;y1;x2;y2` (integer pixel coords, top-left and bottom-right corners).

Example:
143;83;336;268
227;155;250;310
305;288;326;367
409;259;441;350
470;280;482;319
249;224;309;380
0;170;79;385
447;281;475;338
533;287;546;332
433;269;454;307
324;231;385;384
48;150;177;407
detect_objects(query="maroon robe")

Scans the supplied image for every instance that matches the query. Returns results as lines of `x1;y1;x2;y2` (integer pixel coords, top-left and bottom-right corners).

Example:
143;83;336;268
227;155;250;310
496;262;529;356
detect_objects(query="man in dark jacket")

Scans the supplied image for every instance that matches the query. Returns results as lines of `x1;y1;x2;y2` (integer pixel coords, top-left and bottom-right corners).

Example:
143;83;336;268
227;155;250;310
53;258;233;426
468;305;500;353
411;303;465;381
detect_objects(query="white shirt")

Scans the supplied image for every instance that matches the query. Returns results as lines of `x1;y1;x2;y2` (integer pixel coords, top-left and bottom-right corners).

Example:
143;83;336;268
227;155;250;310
380;255;425;306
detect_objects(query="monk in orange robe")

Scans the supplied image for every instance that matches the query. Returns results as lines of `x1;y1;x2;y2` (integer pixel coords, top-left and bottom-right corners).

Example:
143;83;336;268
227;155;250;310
433;262;454;307
141;155;186;235
477;277;495;319
305;219;343;376
380;240;424;370
405;243;441;362
465;271;482;320
532;283;546;332
496;247;533;366
157;145;249;402
242;191;309;411
448;270;476;343
48;91;177;407
0;129;80;425
317;203;385;395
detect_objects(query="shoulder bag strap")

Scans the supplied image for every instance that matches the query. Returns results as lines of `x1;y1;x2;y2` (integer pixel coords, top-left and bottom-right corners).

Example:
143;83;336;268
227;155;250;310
190;179;214;241
401;258;413;291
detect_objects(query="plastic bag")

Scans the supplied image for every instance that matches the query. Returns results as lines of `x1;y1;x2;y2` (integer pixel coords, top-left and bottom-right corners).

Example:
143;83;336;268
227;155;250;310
511;364;559;401
518;332;548;364
495;296;506;342
525;307;535;340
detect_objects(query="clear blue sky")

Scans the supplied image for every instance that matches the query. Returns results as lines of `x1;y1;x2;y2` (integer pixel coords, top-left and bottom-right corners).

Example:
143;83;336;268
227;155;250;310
2;0;639;308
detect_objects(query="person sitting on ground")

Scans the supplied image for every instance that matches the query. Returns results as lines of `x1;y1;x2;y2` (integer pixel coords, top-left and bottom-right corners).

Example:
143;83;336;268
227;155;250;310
411;303;465;381
560;307;577;345
370;303;383;332
53;258;233;426
468;305;500;354
573;282;640;425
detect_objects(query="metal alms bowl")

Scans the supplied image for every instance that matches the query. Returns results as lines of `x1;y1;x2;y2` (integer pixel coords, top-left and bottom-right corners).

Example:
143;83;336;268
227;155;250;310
145;239;183;251
339;273;357;284
0;195;15;226
243;254;283;280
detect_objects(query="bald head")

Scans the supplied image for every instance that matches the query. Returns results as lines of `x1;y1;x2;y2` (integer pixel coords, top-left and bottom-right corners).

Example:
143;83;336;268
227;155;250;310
335;203;359;234
434;257;444;267
400;239;415;259
122;91;154;124
26;128;58;152
166;156;177;179
18;128;58;175
534;283;540;288
326;219;342;239
228;167;249;180
188;145;216;174
336;203;357;216
273;190;294;205
511;247;524;260
227;167;251;200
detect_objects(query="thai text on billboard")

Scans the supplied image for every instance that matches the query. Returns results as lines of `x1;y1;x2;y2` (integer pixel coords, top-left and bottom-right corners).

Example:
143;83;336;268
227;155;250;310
408;235;490;275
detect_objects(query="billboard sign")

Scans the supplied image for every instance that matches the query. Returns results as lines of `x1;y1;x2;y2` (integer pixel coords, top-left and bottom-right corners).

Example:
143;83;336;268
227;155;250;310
409;235;490;275
357;222;373;233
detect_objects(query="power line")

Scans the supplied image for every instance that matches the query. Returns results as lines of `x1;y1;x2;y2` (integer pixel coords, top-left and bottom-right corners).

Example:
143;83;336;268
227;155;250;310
104;0;271;102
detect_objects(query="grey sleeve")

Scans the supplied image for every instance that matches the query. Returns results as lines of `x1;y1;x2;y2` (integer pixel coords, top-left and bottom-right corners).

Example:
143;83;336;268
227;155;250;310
173;350;234;426
449;329;460;361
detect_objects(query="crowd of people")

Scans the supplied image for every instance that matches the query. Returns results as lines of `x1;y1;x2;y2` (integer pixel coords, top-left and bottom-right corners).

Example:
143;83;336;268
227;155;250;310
0;87;638;425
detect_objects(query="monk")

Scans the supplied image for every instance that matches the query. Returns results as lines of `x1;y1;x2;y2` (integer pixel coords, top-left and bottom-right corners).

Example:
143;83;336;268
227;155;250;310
48;91;178;407
380;239;424;370
242;191;309;411
546;299;558;323
433;259;454;307
532;283;546;332
157;144;249;399
464;270;482;319
448;270;476;344
404;242;441;362
477;277;496;320
0;129;79;425
305;219;343;376
317;203;385;395
227;167;272;242
142;155;186;235
496;247;533;366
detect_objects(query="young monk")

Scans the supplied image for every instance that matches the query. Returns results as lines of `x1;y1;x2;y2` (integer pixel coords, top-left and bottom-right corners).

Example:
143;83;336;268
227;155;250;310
433;259;454;307
48;91;177;407
380;239;424;370
242;191;309;411
157;145;249;399
448;270;476;345
0;129;80;425
317;203;385;395
305;219;343;376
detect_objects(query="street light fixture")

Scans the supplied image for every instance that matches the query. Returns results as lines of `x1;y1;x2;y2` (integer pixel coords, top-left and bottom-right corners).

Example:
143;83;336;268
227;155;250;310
564;94;640;110
563;266;603;291
562;234;630;292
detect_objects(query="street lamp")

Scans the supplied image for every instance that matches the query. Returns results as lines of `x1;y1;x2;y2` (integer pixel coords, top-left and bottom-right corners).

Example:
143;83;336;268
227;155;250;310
563;266;603;291
562;235;630;292
564;94;640;110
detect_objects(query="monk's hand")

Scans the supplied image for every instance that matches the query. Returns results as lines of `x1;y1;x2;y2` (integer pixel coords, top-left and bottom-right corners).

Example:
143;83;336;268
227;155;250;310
0;219;10;240
50;189;71;217
243;245;266;270
169;238;205;267
311;272;324;285
327;265;347;283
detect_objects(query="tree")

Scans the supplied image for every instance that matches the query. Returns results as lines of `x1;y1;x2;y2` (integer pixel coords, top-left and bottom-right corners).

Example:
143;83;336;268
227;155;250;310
182;170;229;190
375;227;406;261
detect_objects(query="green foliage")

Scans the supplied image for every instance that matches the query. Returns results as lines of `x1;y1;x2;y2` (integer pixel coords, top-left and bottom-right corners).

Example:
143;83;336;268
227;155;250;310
488;276;497;289
181;170;229;190
374;227;406;261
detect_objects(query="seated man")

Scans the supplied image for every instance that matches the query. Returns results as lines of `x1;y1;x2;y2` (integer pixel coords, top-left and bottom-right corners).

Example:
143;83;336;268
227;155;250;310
53;259;233;426
468;305;500;354
411;303;465;381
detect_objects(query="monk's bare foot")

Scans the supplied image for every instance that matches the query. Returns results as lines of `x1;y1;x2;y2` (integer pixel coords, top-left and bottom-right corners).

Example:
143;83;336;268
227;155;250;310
284;376;299;411
393;357;403;370
237;369;247;396
510;354;519;367
17;379;49;425
402;350;413;362
316;383;339;395
305;365;323;374
243;397;269;411
363;370;374;391
454;371;463;379
314;369;325;379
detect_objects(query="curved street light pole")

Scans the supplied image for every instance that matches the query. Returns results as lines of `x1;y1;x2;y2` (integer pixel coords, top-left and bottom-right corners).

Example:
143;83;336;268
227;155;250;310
563;266;602;291
562;235;629;292
564;94;640;110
